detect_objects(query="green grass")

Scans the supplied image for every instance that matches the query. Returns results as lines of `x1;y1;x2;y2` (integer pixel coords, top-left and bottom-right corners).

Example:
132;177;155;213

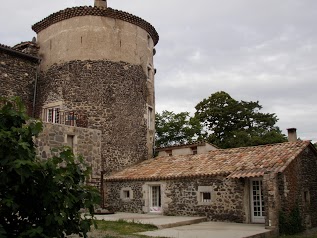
95;219;158;237
280;235;317;238
279;229;317;238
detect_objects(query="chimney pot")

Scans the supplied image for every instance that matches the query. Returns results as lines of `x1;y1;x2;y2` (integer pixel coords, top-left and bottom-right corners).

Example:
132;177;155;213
95;0;107;8
287;128;297;142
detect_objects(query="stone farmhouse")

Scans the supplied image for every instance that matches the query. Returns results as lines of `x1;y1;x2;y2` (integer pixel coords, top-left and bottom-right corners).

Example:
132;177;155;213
1;0;317;232
105;136;317;230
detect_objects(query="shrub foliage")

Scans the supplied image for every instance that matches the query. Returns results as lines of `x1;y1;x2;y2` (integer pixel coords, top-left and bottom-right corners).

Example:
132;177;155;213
0;97;100;238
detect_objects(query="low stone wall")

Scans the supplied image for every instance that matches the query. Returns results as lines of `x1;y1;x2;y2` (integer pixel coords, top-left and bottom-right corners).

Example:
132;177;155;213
36;122;102;179
104;176;246;222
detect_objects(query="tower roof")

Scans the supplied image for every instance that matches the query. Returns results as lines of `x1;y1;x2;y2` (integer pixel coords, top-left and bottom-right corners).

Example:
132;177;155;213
32;6;159;46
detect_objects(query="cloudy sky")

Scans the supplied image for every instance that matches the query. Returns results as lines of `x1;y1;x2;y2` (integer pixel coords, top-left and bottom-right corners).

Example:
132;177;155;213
1;0;316;141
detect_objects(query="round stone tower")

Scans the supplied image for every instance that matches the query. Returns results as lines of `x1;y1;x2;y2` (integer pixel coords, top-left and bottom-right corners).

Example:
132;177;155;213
32;3;159;175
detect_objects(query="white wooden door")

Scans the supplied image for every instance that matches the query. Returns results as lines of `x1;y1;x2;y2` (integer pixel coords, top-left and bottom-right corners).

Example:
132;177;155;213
250;179;265;223
149;186;161;213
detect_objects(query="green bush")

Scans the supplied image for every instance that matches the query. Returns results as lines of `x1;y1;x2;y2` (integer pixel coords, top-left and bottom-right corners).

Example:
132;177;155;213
0;97;101;238
279;205;304;235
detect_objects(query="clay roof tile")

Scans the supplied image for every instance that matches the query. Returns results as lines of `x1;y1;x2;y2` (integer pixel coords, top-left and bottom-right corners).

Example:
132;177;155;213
105;141;312;182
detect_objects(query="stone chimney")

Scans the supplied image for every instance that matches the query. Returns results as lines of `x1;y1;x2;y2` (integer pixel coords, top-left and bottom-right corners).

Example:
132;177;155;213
287;128;297;142
95;0;107;8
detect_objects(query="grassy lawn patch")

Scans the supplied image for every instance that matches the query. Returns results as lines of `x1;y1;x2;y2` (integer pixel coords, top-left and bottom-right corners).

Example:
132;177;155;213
280;235;317;238
280;228;317;238
95;219;158;237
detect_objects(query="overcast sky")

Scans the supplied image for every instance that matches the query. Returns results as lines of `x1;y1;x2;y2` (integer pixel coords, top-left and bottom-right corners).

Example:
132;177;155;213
1;0;316;141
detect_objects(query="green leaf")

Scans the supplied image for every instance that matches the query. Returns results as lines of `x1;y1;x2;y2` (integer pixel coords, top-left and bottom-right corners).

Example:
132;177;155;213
0;97;101;237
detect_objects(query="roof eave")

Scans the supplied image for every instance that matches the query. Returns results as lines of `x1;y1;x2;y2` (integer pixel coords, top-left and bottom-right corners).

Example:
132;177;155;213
0;44;41;63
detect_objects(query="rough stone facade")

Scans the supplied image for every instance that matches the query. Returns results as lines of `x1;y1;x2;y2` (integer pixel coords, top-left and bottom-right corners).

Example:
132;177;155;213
35;60;149;174
164;177;245;222
263;173;280;228
104;176;246;222
105;181;144;213
277;147;317;229
36;122;102;180
0;47;38;115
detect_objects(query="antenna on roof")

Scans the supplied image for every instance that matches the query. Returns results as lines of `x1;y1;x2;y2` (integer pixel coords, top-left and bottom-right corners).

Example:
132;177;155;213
94;0;107;8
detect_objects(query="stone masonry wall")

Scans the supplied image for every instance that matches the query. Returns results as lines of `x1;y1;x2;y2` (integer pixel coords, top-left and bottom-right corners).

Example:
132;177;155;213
35;60;149;174
0;50;38;115
36;122;102;180
105;176;245;222
104;181;144;213
279;147;317;229
165;177;245;222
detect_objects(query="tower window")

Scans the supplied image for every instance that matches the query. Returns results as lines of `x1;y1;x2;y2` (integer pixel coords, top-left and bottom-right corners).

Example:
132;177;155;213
147;35;151;48
147;66;152;81
45;107;60;124
148;106;153;129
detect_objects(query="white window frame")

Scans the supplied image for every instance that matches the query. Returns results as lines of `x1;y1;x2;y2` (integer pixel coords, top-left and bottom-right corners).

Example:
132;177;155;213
46;107;60;123
201;192;212;203
197;186;214;205
120;187;133;202
42;101;63;124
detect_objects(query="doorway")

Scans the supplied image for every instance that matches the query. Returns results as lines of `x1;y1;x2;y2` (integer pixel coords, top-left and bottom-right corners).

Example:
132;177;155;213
250;178;265;223
149;185;161;213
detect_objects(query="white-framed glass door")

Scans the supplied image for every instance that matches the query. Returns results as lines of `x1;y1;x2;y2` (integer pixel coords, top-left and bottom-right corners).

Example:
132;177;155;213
149;185;161;213
250;178;265;223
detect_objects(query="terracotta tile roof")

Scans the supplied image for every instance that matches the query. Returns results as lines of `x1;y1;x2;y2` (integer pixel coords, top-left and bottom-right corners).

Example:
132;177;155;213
105;141;312;182
32;6;159;46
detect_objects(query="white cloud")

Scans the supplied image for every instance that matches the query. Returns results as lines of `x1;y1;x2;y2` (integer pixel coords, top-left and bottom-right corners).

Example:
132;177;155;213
1;0;317;141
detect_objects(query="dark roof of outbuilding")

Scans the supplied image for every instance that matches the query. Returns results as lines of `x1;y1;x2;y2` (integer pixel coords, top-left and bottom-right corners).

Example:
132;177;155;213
0;43;40;62
105;141;314;182
32;6;159;46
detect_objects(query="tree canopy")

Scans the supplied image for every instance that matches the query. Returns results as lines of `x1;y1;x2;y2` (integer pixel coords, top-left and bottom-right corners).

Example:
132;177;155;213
155;110;202;147
195;91;287;148
0;97;100;238
155;91;286;149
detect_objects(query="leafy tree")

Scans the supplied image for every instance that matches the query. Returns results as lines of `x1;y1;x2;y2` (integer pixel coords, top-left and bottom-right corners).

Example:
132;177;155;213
155;110;202;147
195;91;287;148
0;97;100;238
314;142;317;149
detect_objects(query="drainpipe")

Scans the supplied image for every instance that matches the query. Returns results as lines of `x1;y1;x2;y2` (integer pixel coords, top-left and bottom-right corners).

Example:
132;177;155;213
101;171;105;209
32;64;40;118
